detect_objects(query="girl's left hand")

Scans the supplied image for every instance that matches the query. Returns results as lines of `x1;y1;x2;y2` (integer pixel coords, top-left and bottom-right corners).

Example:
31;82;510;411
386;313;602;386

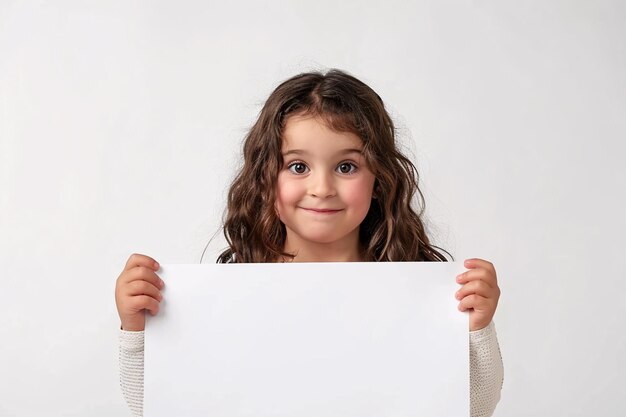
455;258;501;331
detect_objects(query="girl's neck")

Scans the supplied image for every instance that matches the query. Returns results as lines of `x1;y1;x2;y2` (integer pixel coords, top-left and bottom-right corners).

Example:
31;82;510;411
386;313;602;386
281;234;364;263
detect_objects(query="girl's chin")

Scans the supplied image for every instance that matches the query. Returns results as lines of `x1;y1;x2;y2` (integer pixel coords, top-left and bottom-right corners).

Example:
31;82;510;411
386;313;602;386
295;235;344;245
287;230;357;246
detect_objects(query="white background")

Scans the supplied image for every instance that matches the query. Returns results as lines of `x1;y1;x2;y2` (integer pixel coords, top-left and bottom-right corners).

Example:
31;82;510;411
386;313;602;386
1;1;625;416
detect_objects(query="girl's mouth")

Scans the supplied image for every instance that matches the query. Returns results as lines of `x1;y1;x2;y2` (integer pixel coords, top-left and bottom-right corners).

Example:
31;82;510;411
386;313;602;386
300;207;343;214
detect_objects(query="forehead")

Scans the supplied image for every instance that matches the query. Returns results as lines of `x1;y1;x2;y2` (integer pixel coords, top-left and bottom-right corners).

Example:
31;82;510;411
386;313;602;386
281;115;363;151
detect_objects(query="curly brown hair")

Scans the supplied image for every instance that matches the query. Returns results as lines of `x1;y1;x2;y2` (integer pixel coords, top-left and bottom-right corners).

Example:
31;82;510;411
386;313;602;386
216;69;451;263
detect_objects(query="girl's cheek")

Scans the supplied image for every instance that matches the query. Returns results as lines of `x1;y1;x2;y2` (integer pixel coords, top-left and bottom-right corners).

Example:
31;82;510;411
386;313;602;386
341;178;375;213
276;176;302;206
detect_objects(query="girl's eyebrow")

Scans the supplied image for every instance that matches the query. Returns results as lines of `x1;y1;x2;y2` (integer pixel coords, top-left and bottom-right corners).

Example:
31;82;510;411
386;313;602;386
282;148;363;157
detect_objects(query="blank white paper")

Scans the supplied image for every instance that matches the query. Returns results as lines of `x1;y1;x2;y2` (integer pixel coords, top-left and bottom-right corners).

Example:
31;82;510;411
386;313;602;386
144;262;468;417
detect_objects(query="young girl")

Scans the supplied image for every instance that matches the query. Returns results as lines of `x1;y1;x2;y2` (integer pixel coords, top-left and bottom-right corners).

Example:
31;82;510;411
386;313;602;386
115;69;504;417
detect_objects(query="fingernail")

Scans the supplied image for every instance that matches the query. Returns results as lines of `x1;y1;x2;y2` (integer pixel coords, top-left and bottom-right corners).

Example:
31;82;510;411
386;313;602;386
154;262;160;270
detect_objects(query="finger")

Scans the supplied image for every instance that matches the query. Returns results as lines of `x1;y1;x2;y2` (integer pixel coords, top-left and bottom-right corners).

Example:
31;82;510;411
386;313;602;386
129;295;161;316
123;253;160;273
126;280;163;301
463;258;496;276
458;293;494;312
122;266;164;289
456;268;496;288
455;280;496;301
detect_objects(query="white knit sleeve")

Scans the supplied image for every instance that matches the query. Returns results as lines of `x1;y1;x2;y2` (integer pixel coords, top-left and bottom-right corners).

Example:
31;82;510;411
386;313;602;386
469;321;504;417
119;329;145;417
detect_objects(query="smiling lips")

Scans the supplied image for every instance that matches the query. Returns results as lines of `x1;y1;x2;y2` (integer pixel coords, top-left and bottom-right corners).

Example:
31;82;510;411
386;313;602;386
300;207;343;214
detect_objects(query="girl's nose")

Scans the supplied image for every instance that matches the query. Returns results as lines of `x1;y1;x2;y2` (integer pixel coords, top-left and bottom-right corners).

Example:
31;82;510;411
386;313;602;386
309;172;336;198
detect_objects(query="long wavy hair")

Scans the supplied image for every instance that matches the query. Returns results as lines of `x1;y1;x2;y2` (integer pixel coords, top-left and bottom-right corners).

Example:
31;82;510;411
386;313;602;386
216;69;451;263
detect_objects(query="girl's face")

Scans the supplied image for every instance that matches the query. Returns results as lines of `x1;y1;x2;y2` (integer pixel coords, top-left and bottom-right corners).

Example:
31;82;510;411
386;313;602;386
276;114;376;253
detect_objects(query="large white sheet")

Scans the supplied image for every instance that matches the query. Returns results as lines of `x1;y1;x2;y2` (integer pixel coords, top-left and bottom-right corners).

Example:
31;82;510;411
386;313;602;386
145;262;468;416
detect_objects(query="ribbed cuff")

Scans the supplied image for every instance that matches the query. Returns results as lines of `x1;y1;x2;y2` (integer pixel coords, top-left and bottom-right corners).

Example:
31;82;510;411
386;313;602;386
119;329;145;352
469;320;496;341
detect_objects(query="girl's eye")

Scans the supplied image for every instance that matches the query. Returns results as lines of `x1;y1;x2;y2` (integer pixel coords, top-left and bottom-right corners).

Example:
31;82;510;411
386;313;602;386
336;162;358;174
288;162;309;174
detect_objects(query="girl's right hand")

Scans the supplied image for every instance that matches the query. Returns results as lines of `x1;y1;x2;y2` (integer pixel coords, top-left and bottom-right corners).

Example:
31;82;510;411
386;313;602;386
115;253;164;331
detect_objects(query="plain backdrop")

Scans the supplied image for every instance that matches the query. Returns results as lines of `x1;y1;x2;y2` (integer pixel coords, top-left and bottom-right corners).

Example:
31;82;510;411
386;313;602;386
1;1;625;416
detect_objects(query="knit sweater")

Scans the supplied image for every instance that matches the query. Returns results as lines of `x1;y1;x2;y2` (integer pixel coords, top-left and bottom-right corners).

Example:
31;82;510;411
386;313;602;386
119;321;504;417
